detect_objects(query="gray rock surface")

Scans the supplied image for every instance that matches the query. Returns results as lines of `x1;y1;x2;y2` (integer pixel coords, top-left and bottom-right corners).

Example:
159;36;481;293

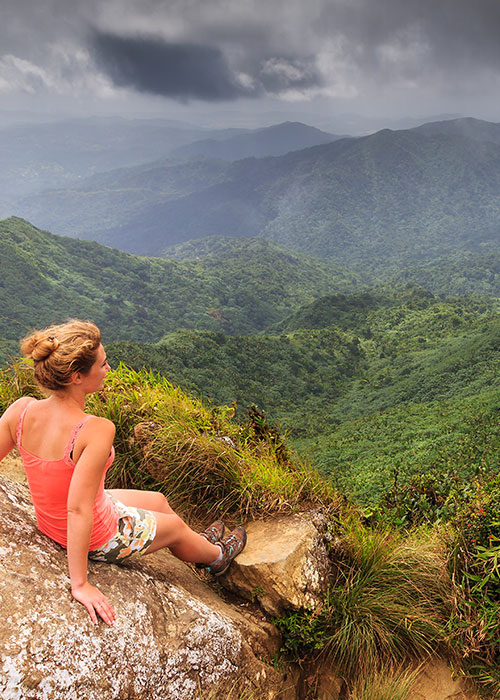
0;465;477;700
0;475;289;700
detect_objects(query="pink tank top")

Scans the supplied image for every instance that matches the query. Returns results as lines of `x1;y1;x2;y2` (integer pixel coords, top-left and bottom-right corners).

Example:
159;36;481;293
16;401;118;550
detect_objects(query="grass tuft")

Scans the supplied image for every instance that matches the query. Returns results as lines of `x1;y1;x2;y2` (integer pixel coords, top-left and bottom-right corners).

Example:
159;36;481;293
276;522;452;680
347;664;420;700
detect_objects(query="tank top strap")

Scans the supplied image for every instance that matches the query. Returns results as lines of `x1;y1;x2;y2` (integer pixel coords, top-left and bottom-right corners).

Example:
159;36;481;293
64;415;92;462
16;400;36;448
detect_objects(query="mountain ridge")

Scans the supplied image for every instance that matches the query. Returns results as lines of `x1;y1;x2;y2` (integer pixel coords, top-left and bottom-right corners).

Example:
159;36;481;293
170;121;341;161
15;118;500;267
0;216;356;359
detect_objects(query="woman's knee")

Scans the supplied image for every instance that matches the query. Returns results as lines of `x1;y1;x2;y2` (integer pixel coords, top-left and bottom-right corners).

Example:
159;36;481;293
155;513;190;548
148;491;174;514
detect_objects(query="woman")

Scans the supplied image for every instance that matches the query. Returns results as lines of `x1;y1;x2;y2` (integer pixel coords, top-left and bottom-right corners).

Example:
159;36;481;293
0;320;246;626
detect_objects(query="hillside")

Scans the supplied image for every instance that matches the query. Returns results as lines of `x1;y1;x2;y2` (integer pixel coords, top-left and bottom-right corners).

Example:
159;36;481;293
14;118;500;268
15;159;231;243
105;286;500;502
392;250;500;297
170;121;340;161
165;238;500;299
0;217;356;359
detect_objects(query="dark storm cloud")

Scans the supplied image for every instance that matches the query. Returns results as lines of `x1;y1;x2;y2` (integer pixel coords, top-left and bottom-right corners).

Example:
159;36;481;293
84;0;500;103
4;0;500;109
90;30;325;101
91;31;257;100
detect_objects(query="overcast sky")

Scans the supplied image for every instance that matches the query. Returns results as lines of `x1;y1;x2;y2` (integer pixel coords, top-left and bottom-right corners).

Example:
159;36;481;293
2;0;500;132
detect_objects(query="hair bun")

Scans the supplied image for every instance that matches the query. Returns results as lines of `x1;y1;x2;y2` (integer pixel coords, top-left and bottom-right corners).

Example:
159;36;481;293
22;333;59;361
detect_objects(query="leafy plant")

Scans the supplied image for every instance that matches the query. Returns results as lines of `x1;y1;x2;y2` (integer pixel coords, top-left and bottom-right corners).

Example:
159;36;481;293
446;473;500;695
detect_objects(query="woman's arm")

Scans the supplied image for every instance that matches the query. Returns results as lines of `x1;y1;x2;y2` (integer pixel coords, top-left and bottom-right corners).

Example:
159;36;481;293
0;397;33;462
67;417;116;626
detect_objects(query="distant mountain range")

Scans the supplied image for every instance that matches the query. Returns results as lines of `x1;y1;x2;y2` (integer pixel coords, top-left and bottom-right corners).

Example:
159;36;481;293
170;121;339;161
0;117;337;217
0;117;213;215
413;116;500;144
14;117;500;273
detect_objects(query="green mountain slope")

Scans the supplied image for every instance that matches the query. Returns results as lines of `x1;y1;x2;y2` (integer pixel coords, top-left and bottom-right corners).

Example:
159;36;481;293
391;251;500;297
106;325;364;436
310;389;500;503
105;287;500;503
0;217;356;359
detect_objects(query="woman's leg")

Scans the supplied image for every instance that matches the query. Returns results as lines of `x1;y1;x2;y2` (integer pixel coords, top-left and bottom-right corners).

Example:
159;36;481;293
107;488;221;564
107;488;175;515
143;512;221;563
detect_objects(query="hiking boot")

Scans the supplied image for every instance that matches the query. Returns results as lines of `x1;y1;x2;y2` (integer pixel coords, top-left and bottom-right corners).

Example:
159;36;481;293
199;520;225;545
209;526;247;576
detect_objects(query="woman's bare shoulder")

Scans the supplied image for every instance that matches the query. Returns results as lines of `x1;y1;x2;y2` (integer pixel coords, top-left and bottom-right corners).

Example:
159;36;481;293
0;397;38;441
83;415;116;437
2;396;37;420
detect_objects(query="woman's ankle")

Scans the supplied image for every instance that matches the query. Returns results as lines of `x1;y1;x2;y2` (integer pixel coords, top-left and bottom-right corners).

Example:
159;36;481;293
207;543;223;567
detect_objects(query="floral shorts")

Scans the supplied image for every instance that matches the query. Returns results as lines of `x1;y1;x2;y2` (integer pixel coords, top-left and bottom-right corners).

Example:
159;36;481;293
88;494;157;564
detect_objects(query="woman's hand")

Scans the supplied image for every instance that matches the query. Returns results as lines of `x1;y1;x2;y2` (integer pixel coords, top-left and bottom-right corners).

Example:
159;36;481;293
71;582;116;626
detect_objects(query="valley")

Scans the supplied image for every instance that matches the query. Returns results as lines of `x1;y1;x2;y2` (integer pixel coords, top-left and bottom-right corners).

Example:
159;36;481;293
3;115;500;509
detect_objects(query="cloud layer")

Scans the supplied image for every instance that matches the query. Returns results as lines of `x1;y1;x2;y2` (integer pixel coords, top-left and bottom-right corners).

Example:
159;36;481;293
2;0;500;111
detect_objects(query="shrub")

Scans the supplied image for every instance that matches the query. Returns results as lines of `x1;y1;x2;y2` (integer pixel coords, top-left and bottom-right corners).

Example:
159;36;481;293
448;473;500;695
379;470;463;527
275;522;451;680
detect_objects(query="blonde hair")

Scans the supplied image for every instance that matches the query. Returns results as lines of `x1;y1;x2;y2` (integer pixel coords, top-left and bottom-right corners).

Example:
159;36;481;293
20;319;102;391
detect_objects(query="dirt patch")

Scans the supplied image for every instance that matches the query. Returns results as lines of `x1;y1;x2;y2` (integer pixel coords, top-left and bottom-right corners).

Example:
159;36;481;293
409;660;480;700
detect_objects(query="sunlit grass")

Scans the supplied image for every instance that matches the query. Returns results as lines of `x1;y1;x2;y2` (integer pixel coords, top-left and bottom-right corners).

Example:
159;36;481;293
347;664;420;700
326;524;452;676
0;362;340;524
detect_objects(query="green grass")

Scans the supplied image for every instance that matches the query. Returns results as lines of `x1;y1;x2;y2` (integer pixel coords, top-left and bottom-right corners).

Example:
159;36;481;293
0;361;338;525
